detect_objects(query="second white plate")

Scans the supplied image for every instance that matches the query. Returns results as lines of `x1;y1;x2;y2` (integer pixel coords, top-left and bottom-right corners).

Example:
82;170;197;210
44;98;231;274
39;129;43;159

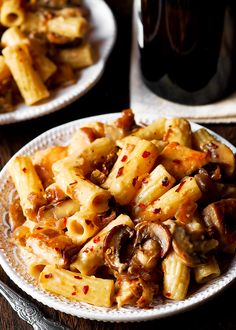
0;0;117;125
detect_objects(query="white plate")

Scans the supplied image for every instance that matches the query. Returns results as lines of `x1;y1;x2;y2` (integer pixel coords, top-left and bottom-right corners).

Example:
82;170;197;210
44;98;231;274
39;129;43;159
0;113;235;322
0;0;116;125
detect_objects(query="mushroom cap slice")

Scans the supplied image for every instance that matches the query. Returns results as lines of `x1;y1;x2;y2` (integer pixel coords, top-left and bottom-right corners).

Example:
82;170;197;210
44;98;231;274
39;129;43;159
172;225;218;267
134;221;171;259
202;198;236;249
103;224;135;273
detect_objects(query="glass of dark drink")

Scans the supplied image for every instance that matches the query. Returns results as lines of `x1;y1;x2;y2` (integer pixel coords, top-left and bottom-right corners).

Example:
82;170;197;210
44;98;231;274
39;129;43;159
138;0;236;105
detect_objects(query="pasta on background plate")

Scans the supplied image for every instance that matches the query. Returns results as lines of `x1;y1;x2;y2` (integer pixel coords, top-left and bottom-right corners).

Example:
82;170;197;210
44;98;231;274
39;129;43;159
8;109;236;308
0;0;94;112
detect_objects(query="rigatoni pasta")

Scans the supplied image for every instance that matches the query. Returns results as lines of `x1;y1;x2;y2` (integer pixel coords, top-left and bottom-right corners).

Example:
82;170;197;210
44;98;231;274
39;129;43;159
8;110;236;309
0;0;94;112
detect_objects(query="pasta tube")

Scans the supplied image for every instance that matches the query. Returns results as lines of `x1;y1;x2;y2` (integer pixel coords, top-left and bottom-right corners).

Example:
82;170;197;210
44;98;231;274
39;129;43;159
78;137;115;175
108;139;159;205
52;156;111;213
39;265;115;307
194;257;220;284
0;0;25;27
164;118;192;147
32;54;57;82
71;214;134;275
132;118;166;140
2;45;49;105
47;16;88;39
139;176;202;222
159;142;209;179
1;26;28;47
162;251;190;300
37;199;81;221
57;43;94;69
8;156;45;220
133;164;176;212
32;146;68;188
66;211;100;245
1;27;57;82
102;140;137;189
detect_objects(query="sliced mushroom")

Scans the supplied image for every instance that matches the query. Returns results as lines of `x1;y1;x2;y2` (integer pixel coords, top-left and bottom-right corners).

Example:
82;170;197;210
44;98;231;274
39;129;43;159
195;171;220;204
128;222;171;274
193;128;235;177
103;225;135;273
216;183;236;199
172;225;218;267
202;198;236;250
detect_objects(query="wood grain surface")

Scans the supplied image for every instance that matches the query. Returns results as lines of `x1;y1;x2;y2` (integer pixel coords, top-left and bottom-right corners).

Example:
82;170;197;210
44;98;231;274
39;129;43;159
0;1;236;329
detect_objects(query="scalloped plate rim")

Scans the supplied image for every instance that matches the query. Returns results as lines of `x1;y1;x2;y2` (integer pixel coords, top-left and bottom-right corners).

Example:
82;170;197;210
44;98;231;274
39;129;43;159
0;112;236;322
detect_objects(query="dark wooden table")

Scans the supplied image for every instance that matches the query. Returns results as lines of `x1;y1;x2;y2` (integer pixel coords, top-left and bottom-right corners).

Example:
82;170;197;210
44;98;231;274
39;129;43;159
0;1;236;329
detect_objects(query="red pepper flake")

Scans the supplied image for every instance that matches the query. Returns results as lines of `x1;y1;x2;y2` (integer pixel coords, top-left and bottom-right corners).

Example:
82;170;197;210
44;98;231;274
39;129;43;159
142;151;151;158
93;236;100;243
162;177;169;187
69;181;77;185
90;246;94;252
139;203;146;209
55;247;60;252
116;166;124;178
132;177;138;187
172;159;181;165
22;167;27;173
82;285;89;295
83;248;90;253
44;273;53;279
85;220;91;225
153;208;162;214
121;155;128;162
71;292;77;296
63;217;67;226
175;180;186;193
36;227;42;230
74;275;82;280
165;292;171;298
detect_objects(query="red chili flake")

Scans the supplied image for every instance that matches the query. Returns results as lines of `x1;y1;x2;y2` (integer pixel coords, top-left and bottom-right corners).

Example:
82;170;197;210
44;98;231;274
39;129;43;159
132;177;138;187
74;275;82;280
162;177;169;187
139;203;146;209
90;246;94;252
116;166;124;178
69;181;77;185
121;155;128;162
83;248;90;253
71;292;77;296
22;167;27;173
85;220;92;225
142;151;151;158
175;180;186;193
55;247;60;252
36;227;42;230
44;273;53;279
153;208;162;214
93;236;100;243
165;292;171;298
172;159;181;165
63;217;67;226
82;285;89;295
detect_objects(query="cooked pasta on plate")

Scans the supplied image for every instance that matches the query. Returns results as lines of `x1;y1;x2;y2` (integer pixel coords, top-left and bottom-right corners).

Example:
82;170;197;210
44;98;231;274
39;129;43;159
0;110;236;321
0;0;116;124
